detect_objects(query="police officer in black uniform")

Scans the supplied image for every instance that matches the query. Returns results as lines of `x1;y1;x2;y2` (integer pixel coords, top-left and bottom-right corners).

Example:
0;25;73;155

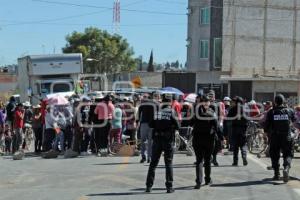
145;94;180;193
191;95;219;189
264;94;295;182
228;96;248;166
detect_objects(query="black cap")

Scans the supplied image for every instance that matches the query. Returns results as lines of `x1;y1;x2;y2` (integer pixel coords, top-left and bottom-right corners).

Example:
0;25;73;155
275;94;285;105
104;95;111;102
162;93;172;103
200;95;210;102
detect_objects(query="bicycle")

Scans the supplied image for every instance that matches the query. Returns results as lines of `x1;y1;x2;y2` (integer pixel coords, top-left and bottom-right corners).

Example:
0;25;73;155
174;127;194;156
246;121;268;156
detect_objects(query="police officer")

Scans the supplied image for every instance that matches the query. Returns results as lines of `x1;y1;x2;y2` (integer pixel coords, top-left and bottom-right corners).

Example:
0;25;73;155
145;94;180;193
191;95;219;189
264;94;295;182
228;96;248;166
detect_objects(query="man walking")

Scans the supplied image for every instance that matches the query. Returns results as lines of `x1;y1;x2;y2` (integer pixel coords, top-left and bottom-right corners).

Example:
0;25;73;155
264;94;295;182
145;94;180;193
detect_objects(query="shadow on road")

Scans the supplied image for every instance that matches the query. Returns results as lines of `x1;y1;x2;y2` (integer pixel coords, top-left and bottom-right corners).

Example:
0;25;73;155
157;164;195;169
211;178;286;187
93;162;141;166
131;186;195;191
87;189;167;196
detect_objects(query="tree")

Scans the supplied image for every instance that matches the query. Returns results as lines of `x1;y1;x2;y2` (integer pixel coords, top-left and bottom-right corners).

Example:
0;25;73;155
165;62;171;70
138;55;143;71
147;50;155;72
63;27;137;73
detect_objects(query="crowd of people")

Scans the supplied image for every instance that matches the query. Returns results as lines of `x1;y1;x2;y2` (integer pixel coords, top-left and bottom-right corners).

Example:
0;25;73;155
0;90;299;193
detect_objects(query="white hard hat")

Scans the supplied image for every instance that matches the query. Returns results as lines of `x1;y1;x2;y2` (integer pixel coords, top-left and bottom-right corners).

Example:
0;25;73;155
249;100;256;105
23;101;31;107
223;97;231;101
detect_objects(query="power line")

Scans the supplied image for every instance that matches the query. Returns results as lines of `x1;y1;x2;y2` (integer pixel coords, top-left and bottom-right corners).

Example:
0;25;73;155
32;0;186;15
2;22;186;27
1;0;150;27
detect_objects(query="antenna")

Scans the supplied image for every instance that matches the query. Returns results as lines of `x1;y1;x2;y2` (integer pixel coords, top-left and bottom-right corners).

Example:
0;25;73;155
113;0;120;33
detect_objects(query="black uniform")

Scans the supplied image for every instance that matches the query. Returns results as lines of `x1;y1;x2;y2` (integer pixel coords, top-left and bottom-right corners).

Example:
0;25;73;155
191;105;219;186
228;102;248;165
146;104;180;191
264;105;295;178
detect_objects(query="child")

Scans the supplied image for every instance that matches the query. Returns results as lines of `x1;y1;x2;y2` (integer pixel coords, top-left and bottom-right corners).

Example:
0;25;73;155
4;125;12;154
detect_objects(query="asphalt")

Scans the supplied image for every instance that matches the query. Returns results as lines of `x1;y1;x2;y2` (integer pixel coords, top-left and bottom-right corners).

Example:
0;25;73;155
0;152;300;200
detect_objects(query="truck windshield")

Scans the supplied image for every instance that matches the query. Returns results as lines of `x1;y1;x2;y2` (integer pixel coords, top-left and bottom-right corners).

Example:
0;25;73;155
41;82;73;94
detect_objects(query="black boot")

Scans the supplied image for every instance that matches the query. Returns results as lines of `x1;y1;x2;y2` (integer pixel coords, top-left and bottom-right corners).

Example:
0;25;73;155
273;168;280;181
194;163;203;189
243;157;248;166
167;188;175;193
140;156;146;163
204;163;212;185
283;166;290;183
145;187;152;193
212;155;219;167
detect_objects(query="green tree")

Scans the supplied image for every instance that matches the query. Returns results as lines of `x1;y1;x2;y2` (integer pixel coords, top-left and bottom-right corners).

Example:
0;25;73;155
147;50;154;72
63;27;137;73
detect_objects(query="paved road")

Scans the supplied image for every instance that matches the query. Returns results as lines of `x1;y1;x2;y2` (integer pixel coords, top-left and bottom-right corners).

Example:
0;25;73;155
0;152;300;200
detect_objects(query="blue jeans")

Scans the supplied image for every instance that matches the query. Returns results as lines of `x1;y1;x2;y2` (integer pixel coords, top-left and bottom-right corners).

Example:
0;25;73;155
53;131;64;151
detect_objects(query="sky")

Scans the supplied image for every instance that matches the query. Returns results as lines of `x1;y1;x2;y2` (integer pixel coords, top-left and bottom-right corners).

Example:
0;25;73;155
0;0;188;66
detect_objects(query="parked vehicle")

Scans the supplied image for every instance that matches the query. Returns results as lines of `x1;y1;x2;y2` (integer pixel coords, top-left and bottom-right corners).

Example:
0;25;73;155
17;54;83;104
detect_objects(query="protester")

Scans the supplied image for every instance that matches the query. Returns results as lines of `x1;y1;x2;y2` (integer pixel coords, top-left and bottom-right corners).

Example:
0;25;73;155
43;106;57;152
12;103;25;153
223;97;232;151
207;90;224;167
0;101;6;135
94;95;115;156
228;96;248;166
109;103;123;149
32;105;43;153
4;124;12;154
6;96;16;131
138;94;156;163
123;99;137;142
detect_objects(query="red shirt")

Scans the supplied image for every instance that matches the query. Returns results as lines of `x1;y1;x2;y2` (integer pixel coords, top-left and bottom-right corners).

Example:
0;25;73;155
172;100;182;121
250;104;260;118
14;109;24;129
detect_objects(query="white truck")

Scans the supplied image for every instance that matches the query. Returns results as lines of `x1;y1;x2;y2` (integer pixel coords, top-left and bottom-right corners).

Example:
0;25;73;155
17;53;83;104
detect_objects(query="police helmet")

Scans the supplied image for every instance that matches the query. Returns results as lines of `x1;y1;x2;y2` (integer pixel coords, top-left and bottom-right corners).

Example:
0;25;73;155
274;94;285;106
234;96;244;104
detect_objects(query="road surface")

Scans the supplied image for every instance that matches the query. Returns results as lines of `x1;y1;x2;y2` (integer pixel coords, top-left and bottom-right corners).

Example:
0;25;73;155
0;152;300;200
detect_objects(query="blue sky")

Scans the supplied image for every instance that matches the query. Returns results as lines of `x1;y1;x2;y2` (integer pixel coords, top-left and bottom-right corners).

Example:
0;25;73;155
0;0;187;65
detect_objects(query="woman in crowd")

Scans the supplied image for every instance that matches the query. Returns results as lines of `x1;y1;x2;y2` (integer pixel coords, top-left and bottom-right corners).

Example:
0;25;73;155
108;102;123;153
123;99;137;142
32;105;43;153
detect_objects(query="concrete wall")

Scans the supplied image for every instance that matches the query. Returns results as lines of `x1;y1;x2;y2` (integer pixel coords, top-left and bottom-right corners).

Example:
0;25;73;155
107;72;162;90
187;0;211;71
0;74;17;93
223;0;300;76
